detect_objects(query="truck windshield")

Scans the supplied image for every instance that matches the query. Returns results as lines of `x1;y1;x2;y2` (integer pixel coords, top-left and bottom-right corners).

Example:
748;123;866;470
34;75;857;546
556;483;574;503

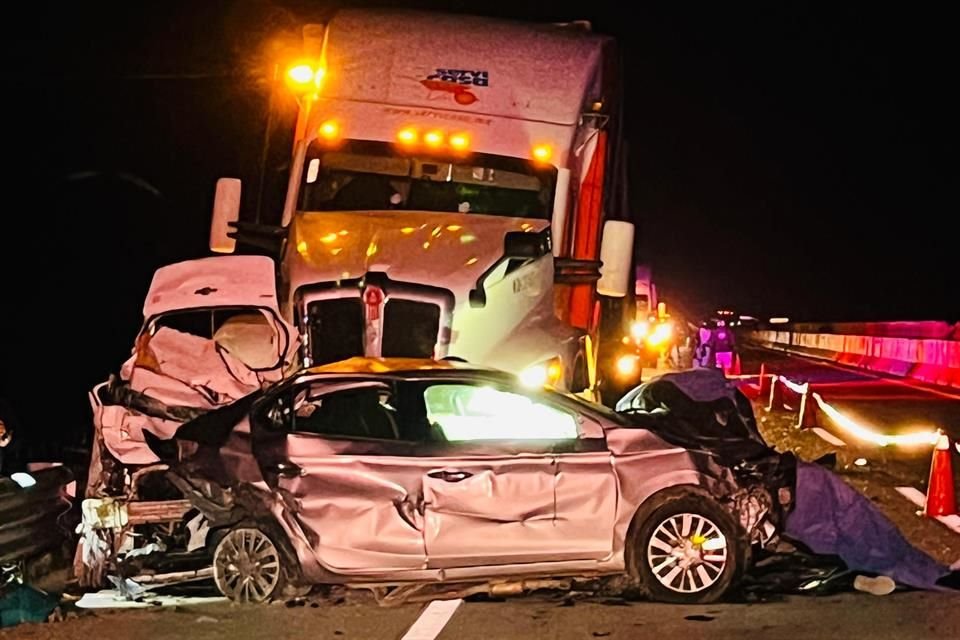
299;140;556;220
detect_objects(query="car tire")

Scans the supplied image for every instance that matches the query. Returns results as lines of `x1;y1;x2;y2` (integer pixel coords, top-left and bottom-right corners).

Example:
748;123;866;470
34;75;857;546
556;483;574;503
628;488;748;604
212;526;291;603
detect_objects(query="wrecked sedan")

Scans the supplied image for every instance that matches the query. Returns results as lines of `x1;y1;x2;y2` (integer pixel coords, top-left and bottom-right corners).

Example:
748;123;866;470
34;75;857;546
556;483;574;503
147;359;790;605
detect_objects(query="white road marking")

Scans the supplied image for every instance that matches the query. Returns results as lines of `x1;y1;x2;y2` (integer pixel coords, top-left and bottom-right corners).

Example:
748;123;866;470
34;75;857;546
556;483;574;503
894;486;960;535
401;598;464;640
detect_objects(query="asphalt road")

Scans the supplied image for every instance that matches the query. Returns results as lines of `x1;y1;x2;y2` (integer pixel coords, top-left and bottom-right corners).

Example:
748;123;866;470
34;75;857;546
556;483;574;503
3;590;959;640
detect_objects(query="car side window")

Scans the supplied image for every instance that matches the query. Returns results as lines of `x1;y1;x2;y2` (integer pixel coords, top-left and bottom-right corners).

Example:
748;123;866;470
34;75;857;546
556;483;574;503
287;383;400;441
422;384;578;442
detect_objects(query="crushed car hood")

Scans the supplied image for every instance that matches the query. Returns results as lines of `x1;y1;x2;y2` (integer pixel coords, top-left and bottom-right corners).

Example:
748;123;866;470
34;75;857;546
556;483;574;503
88;255;299;474
144;255;283;319
617;369;773;459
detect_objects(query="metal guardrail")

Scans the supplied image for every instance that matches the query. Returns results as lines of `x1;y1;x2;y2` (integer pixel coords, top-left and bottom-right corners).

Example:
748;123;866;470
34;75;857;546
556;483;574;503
0;466;74;565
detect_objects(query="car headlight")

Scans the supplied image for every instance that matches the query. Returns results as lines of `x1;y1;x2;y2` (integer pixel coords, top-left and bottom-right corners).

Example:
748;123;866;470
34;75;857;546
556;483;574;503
519;356;564;388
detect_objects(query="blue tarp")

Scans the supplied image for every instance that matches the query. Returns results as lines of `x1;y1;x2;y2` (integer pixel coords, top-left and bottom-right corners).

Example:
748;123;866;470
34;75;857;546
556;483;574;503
785;461;951;591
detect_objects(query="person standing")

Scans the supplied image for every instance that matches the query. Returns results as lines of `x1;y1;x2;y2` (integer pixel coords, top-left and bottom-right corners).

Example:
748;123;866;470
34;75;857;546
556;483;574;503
711;320;737;374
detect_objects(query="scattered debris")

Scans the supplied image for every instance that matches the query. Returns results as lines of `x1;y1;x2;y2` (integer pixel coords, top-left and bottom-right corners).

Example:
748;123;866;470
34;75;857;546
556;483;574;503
122;542;166;559
107;576;147;600
67;573;226;609
852;575;896;596
598;598;630;606
185;514;210;552
75;588;225;609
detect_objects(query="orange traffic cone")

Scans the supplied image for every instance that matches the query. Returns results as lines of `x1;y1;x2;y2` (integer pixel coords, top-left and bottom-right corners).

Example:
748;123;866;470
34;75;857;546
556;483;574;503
766;377;785;412
796;391;819;429
925;433;956;517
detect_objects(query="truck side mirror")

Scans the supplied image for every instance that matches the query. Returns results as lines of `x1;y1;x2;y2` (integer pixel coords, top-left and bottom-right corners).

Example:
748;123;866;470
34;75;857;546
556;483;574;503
596;220;635;297
209;178;241;254
503;230;550;259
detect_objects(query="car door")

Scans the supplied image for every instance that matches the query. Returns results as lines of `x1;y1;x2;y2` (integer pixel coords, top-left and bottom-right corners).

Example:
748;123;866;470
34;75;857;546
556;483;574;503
552;433;618;560
252;376;434;573
415;381;618;567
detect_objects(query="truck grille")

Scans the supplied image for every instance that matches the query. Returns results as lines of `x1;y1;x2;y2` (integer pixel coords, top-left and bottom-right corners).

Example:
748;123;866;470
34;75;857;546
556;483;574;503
298;273;453;366
382;300;441;358
306;298;364;365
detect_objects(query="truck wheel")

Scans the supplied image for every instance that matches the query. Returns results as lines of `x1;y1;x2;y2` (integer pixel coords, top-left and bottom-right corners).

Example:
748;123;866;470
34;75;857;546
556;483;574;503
213;527;288;603
629;489;748;604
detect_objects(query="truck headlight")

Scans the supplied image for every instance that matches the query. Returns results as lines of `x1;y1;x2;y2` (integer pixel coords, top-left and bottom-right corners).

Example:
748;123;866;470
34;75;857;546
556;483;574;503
519;357;564;388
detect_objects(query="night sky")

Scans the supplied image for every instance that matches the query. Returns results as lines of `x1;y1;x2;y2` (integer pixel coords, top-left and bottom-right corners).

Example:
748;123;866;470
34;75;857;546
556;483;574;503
3;2;956;449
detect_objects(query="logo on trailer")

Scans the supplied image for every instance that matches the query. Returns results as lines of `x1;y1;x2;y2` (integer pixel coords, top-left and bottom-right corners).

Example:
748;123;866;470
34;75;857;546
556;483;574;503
420;69;489;105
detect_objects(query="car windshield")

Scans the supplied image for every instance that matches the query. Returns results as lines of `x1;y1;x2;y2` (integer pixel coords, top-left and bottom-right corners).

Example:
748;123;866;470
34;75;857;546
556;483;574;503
298;140;556;219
